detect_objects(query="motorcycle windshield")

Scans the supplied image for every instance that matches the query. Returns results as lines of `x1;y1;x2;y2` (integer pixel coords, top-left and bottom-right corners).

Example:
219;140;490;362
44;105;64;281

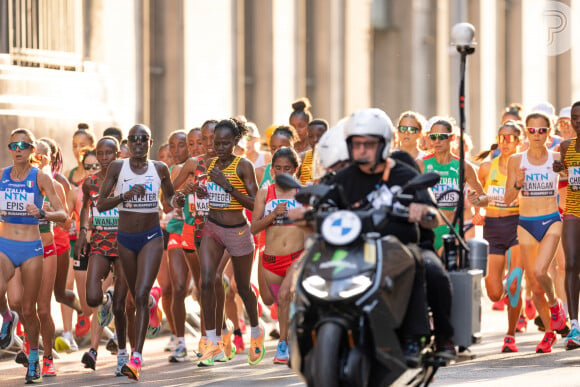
303;242;376;280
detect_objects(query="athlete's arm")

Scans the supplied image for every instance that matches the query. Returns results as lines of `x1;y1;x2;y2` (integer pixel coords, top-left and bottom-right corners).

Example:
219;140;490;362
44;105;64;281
32;171;67;223
250;188;283;234
156;161;184;209
97;160;123;212
75;178;92;259
465;161;488;207
173;156;197;190
504;154;523;205
234;158;259;211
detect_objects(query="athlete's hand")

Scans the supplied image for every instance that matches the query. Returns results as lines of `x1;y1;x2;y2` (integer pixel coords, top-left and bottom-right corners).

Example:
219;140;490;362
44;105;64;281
472;212;485;226
515;168;526;188
173;192;186;208
273;201;287;216
124;184;146;199
209;167;228;189
26;204;42;218
553;160;568;178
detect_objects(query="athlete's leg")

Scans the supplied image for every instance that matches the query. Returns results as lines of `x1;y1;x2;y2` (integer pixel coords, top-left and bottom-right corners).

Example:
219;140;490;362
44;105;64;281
533;223;563;305
563;217;580;322
199;236;225;332
168;246;189;338
230;253;259;328
37;253;57;358
157;250;175;336
19;256;43;349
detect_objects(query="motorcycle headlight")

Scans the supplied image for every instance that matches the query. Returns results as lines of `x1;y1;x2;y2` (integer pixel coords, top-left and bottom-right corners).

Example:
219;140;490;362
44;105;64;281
302;274;373;300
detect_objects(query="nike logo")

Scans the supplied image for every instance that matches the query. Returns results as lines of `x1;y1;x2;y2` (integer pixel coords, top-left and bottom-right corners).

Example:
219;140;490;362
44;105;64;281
238;229;247;236
124;178;132;182
147;233;158;240
1;179;9;183
542;220;551;226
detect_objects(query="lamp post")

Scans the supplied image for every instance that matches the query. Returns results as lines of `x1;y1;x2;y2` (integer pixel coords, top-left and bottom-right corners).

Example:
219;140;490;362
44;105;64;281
450;22;476;267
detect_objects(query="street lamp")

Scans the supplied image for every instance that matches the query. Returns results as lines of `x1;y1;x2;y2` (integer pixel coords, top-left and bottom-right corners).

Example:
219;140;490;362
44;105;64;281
450;22;476;267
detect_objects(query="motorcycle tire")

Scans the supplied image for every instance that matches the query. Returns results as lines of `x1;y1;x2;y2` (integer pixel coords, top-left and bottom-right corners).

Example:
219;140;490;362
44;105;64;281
311;322;343;387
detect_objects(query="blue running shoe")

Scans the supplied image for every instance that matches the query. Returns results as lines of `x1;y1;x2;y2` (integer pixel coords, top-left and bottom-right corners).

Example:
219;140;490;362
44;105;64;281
0;311;18;350
97;288;114;327
565;327;580;350
273;339;289;364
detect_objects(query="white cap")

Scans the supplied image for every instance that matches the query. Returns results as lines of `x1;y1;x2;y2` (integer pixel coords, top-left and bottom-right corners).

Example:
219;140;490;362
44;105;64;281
559;107;571;119
246;122;260;138
531;101;555;117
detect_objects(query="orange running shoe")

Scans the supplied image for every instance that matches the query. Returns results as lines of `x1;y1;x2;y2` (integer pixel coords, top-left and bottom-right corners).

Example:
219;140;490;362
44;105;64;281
222;328;236;360
42;356;56;377
536;332;557;353
501;336;518;353
197;343;222;366
149;286;162;328
515;316;527;333
550;301;566;332
75;315;91;338
248;327;265;365
492;296;507;311
270;303;278;320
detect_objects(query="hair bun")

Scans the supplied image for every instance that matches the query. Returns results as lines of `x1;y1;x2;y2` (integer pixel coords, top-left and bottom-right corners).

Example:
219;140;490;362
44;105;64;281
292;97;311;112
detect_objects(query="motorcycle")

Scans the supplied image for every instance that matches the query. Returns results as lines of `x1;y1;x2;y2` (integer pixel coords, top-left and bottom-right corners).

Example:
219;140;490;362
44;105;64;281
277;172;446;387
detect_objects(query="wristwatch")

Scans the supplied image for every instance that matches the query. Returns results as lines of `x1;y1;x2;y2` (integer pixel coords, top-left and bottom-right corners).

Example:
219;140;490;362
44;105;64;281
514;182;522;190
38;209;46;219
224;184;234;193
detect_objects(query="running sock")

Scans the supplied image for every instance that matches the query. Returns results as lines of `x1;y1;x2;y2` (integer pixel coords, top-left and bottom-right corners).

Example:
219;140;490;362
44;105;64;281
102;292;112;306
216;335;222;343
133;351;143;362
250;325;261;339
571;319;579;330
222;325;229;335
563;302;569;318
178;337;185;346
118;348;128;357
29;348;39;363
207;329;217;345
1;310;12;323
89;348;97;357
62;331;73;340
233;328;242;336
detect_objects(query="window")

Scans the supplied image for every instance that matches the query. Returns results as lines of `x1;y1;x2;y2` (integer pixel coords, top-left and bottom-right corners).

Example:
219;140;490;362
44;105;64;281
9;0;83;70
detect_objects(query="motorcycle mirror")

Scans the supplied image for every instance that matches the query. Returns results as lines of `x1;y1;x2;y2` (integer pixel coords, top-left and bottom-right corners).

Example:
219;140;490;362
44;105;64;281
275;173;303;190
403;172;440;192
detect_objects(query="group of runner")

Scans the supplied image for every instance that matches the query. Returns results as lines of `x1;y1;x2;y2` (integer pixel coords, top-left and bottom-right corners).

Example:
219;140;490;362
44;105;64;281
1;96;579;384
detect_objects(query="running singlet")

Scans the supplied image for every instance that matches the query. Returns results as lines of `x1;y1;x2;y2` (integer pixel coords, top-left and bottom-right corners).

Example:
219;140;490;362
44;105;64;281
166;164;185;234
0;166;44;225
485;157;519;212
87;175;118;232
114;159;162;213
206;156;247;210
260;163;274;189
564;138;580;217
423;155;460;211
39;196;53;233
299;149;314;185
184;157;209;229
519;151;558;198
263;184;302;226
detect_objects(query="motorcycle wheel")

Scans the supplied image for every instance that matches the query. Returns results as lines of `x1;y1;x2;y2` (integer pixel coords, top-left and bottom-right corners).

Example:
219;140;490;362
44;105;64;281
311;322;343;387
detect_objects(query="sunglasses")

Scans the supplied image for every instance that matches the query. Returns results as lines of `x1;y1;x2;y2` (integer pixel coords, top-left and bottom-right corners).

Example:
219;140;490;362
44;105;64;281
128;134;150;143
428;133;452;141
398;125;420;134
84;163;100;170
527;127;548;135
351;139;380;150
497;134;517;144
8;142;33;151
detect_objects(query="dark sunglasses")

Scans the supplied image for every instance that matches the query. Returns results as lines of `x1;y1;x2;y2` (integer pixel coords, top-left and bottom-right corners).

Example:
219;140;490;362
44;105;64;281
128;134;150;143
527;127;548;135
8;142;33;151
84;163;100;170
398;125;420;134
428;133;451;141
497;134;517;144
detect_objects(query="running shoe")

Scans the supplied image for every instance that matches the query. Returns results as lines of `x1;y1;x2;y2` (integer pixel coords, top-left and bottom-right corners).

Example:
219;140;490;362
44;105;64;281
42;356;56;377
534;315;545;332
75;315;91;338
491;297;507;311
273;339;289;364
248;327;265;365
233;333;245;354
16;321;24;337
525;298;537;320
146;312;162;339
270;303;278;320
15;351;28;367
97;287;114;327
22;332;29;355
197;343;223;367
501;336;518;353
239;318;247;334
69;336;79;352
216;341;228;363
550;301;566;332
536;332;557;353
81;349;97;370
197;337;208;358
169;345;189;362
106;337;118;355
25;359;42;384
54;336;70;353
269;328;281;340
0;311;18;349
564;327;580;350
435;338;457;361
222;328;236;360
115;353;129;377
121;355;141;381
515;316;527;333
149;286;162;328
164;336;176;352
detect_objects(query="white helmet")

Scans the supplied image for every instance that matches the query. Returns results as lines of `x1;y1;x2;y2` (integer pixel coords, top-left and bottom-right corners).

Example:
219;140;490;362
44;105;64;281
312;118;349;179
344;108;394;160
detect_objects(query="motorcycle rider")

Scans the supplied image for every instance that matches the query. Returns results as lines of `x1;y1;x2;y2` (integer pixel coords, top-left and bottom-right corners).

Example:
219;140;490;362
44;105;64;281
325;108;456;363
